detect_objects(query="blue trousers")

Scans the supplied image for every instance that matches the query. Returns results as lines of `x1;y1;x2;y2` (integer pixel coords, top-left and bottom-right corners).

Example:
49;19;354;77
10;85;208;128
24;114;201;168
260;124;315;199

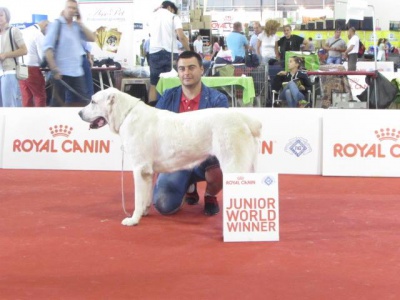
0;73;22;107
279;81;305;107
152;156;219;215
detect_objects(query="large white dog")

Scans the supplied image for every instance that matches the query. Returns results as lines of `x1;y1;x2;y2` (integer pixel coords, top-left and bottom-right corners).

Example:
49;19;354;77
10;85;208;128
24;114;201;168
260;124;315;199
79;88;262;226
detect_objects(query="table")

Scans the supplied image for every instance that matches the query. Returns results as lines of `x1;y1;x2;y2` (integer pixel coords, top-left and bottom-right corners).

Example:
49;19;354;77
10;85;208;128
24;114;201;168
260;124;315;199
91;66;122;90
156;76;256;106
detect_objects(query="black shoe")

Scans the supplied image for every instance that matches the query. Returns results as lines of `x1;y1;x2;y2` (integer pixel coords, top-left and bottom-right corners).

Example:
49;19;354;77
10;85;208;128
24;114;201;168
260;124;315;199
184;190;199;205
204;195;220;216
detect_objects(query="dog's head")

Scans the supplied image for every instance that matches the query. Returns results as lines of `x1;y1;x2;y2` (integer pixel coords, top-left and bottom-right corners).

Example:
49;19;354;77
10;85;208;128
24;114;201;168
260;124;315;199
78;87;138;134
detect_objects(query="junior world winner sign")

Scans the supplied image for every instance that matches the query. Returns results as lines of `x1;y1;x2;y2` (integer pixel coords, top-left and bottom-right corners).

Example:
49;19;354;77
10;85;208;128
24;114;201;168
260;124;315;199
223;173;279;242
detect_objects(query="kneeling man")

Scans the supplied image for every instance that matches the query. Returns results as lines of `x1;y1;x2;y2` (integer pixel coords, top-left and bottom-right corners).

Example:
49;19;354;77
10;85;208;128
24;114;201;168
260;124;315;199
153;51;229;216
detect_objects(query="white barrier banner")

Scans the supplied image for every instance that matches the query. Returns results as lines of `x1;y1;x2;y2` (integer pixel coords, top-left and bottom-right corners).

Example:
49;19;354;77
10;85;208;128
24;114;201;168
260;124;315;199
323;109;400;177
223;173;279;242
237;108;323;175
0;112;5;168
2;108;125;171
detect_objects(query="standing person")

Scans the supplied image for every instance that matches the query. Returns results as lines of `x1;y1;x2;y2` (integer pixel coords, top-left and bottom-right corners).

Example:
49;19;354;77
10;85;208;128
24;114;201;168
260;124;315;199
43;0;95;107
0;7;27;107
226;21;248;63
323;29;346;64
19;20;48;107
377;38;387;61
272;56;312;108
210;35;220;61
343;27;359;71
249;21;262;55
257;19;280;65
140;39;146;66
276;25;308;66
80;41;94;99
148;1;190;106
143;35;150;66
193;35;203;58
153;51;229;216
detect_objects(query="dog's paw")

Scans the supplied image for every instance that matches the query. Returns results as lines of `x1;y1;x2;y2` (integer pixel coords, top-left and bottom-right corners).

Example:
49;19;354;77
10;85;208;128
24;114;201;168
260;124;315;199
142;206;150;216
121;217;139;226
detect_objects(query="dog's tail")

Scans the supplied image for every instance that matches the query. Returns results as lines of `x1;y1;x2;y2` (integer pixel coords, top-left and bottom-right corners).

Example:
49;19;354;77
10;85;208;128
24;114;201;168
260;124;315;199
238;112;262;172
239;113;262;138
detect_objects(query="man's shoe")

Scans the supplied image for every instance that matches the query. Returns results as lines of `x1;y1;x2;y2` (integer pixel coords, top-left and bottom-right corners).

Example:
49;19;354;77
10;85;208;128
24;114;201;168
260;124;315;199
204;195;220;216
184;190;199;205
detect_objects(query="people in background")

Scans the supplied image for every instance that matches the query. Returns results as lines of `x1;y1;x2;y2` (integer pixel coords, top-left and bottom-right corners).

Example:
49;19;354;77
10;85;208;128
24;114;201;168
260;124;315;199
323;29;346;65
193;35;203;58
377;38;387;61
344;27;359;71
210;35;220;61
307;37;315;52
144;35;150;66
140;38;146;66
276;25;307;66
153;51;229;216
257;19;280;66
19;20;48;107
0;7;27;107
148;0;190;106
214;45;232;64
43;0;95;107
226;21;248;63
249;21;262;55
272;56;312;108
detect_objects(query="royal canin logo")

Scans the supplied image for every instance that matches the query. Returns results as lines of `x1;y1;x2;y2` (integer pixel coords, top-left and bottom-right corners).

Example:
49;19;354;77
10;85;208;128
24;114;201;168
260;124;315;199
13;124;111;154
334;128;400;158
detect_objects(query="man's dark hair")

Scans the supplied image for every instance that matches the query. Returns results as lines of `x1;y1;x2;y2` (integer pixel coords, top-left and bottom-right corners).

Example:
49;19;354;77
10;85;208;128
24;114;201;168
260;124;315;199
177;51;203;67
161;1;178;14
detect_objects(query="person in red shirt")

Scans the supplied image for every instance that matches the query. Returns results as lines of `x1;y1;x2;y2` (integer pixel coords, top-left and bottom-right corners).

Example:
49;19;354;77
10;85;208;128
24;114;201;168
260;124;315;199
153;50;229;216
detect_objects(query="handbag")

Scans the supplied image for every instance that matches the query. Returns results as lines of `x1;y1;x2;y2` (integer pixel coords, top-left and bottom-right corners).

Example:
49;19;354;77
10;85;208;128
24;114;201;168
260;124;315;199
16;63;29;80
9;27;29;80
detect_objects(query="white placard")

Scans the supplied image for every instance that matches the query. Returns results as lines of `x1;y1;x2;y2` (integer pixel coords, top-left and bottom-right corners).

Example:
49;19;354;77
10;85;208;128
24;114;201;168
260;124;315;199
223;173;279;242
323;109;400;177
2;108;125;171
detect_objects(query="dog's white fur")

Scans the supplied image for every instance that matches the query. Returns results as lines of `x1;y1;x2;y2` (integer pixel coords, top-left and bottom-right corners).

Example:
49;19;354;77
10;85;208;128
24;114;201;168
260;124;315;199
79;88;262;226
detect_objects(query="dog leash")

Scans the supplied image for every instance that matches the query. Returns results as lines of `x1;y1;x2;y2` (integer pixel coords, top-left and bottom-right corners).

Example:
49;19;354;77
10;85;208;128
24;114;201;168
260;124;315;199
120;145;132;217
57;78;92;102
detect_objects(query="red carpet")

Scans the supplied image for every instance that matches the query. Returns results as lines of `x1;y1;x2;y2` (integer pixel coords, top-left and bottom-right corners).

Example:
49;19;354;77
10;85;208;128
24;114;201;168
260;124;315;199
0;170;399;299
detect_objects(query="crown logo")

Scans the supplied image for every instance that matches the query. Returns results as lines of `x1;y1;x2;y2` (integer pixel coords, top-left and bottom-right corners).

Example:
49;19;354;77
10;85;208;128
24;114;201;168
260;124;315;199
237;176;244;180
375;128;400;141
49;125;73;138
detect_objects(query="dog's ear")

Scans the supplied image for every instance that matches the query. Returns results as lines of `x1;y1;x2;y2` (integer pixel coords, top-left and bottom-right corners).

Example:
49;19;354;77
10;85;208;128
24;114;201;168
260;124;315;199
106;93;116;106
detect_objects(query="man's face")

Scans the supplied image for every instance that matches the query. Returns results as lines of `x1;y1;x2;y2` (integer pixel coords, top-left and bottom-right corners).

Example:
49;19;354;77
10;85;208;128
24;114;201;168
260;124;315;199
253;23;261;34
177;57;204;88
347;29;353;39
283;27;292;38
335;30;341;38
64;1;78;20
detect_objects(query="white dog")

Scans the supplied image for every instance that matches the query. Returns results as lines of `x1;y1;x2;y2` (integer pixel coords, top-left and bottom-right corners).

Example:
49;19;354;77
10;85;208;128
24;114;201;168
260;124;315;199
79;88;262;226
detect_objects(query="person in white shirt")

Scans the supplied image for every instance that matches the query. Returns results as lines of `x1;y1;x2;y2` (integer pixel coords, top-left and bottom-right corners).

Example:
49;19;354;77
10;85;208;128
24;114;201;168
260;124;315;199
257;19;280;65
20;20;48;107
148;0;190;105
193;35;203;58
344;27;359;71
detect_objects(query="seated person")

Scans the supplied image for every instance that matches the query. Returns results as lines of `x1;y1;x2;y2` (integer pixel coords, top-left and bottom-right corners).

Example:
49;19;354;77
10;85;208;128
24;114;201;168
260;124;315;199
271;56;312;107
153;51;229;216
214;45;233;64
